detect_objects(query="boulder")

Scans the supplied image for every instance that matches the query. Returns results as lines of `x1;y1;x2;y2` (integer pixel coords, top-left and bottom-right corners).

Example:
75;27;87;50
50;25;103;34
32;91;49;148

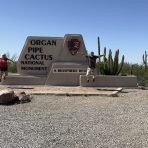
0;90;15;104
18;92;31;103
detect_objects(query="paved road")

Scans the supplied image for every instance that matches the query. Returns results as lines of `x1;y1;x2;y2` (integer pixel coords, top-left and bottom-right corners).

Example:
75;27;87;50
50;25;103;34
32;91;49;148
0;89;148;148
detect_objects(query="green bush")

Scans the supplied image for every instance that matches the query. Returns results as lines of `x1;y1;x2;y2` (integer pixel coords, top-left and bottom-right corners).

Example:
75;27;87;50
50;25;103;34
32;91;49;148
120;62;148;86
8;62;17;73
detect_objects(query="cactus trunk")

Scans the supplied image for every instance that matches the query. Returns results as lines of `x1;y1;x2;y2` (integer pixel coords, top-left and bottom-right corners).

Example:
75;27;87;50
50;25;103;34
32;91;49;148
117;55;124;75
143;51;147;72
98;36;100;62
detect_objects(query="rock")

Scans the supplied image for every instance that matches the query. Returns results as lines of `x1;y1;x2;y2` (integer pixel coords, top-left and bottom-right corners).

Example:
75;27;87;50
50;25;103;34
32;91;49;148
18;92;32;103
0;90;15;105
0;90;32;105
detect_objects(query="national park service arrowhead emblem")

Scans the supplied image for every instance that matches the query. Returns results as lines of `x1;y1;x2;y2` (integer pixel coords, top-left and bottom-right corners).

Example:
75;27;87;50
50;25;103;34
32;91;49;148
68;39;81;55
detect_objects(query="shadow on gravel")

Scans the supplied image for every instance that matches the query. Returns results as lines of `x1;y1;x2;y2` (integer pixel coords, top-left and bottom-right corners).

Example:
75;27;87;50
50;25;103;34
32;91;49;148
7;87;34;89
120;91;129;93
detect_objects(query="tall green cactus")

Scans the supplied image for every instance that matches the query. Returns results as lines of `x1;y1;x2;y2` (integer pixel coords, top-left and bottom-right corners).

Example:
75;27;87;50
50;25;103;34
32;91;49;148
113;49;119;75
117;54;124;75
97;36;124;75
98;36;100;62
143;51;147;71
101;48;124;75
108;49;111;74
103;47;108;74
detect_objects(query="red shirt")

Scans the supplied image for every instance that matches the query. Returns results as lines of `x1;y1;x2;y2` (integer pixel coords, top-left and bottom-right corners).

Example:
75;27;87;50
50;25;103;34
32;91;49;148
0;57;8;67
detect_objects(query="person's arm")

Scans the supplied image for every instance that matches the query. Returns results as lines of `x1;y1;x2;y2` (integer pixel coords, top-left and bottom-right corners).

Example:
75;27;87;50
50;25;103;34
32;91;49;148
95;55;104;58
7;58;15;63
99;54;104;57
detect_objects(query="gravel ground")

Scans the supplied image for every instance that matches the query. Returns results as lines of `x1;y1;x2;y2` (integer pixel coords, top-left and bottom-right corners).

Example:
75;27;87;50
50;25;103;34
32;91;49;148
0;89;148;148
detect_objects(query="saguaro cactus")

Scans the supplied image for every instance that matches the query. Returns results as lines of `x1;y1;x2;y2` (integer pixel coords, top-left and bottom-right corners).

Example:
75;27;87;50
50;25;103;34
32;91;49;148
143;51;147;71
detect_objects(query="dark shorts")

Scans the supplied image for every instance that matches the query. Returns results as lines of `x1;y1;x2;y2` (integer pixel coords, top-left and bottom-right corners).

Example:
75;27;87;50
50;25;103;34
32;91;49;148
0;67;8;72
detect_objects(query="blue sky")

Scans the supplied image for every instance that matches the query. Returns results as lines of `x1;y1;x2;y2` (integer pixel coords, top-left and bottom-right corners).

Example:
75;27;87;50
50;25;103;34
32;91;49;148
0;0;148;64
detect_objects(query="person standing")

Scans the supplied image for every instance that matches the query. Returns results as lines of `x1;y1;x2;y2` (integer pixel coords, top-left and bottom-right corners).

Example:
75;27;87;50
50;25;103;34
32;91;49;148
77;51;103;82
0;54;14;81
85;52;103;82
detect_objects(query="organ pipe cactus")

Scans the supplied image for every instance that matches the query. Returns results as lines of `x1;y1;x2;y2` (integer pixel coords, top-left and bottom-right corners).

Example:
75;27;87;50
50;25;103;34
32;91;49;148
108;49;114;74
143;51;147;71
102;49;124;75
98;36;101;62
117;53;124;75
97;36;124;75
103;47;108;74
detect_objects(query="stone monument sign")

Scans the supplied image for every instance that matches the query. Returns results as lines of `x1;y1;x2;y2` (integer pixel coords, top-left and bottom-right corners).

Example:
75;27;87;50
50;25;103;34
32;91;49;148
11;34;88;86
17;34;87;75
